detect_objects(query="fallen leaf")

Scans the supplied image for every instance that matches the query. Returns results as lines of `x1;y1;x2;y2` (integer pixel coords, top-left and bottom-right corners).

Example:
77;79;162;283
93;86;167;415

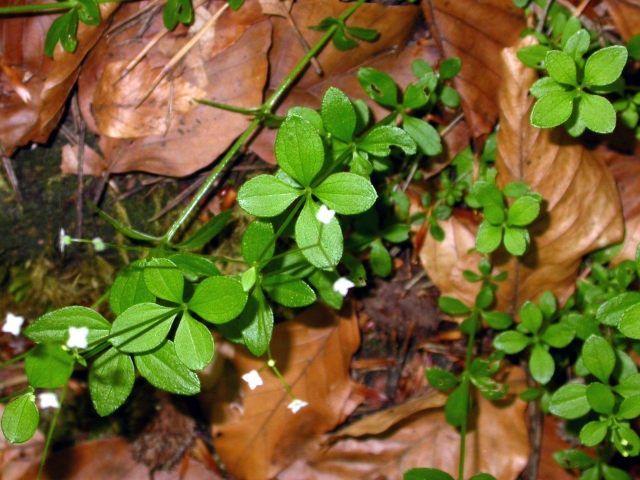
0;4;117;155
601;149;640;264
421;41;624;311
422;0;525;138
605;0;640;40
279;369;529;480
259;0;293;17
211;305;361;480
61;143;108;176
77;0;271;176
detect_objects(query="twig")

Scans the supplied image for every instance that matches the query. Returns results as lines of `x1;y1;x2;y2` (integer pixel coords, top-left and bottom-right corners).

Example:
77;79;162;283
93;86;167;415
523;366;543;480
573;0;591;17
72;95;86;238
107;0;164;36
148;173;207;221
284;9;323;75
136;2;229;108
536;0;554;33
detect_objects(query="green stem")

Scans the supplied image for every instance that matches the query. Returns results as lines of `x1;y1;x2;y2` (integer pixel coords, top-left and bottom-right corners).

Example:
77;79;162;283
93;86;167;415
0;2;74;14
162;0;367;243
0;350;31;369
458;316;477;480
38;385;67;480
195;99;261;116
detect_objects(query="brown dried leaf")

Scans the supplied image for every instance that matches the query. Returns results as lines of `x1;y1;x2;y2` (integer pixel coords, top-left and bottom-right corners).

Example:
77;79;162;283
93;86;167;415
605;0;640;40
61;143;108;176
279;370;529;480
421;41;624;311
259;0;293;17
0;3;117;155
77;0;270;176
211;305;361;480
422;0;525;138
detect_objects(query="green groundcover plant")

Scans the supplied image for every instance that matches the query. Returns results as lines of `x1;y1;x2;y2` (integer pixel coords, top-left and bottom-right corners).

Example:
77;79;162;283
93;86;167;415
2;1;640;480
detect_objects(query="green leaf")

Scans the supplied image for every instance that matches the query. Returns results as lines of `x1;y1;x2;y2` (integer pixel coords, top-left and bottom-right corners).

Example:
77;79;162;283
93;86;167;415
44;13;68;57
95;207;160;243
294;200;343;269
494;330;531;354
25;344;74;388
620;303;640;338
483;311;513;330
602;465;632;480
475;221;503;254
582;335;616;383
321;87;356;142
440;85;460;108
357;67;398;107
617;394;640;419
530;90;576;128
586;382;615;414
369;239;392;277
530;77;564;99
227;0;245;11
238;174;301;217
1;393;39;444
597;292;640;327
174;311;214;371
332;26;358;51
549;383;590;419
314;172;377;215
144;258;184;304
545;50;578;85
629;35;640;61
189;276;247;324
583;46;628;87
89;348;135;416
579;420;609;446
177;210;232;250
358;125;416;157
109;260;155;315
237;288;273;356
403;82;429;110
404;468;454;480
275;115;325;186
541;323;575;348
110;303;177;354
444;383;469;427
134;341;200;395
564;29;590;61
426;367;459;391
439;57;461;79
242;220;275;264
309;270;343;309
520;301;543;333
24;306;110;344
346;25;379;42
615;372;640;398
553;449;595;470
507;195;540;226
530;345;555;384
518;44;550;68
578;93;616;134
59;9;78;53
77;0;101;25
169;253;220;280
402;116;442;156
438;296;470;315
263;275;316;307
503;226;529;256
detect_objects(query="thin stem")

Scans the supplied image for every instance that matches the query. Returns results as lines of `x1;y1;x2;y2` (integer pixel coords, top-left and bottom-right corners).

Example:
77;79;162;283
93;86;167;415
195;99;261;116
38;386;67;480
457;317;477;480
0;350;31;369
162;0;367;243
0;2;74;14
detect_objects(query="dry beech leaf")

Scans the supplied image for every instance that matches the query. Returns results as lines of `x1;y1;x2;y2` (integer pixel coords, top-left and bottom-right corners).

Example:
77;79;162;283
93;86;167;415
279;369;529;480
605;0;640;40
421;41;624;311
0;3;117;155
259;0;293;17
77;0;270;177
422;0;525;138
61;143;108;176
211;305;361;480
16;437;218;480
599;149;640;264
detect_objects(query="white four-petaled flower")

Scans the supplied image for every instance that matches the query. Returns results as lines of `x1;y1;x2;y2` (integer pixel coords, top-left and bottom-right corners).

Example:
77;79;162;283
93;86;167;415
2;313;24;336
92;237;106;252
315;205;335;225
66;326;89;349
241;369;264;390
332;277;355;297
59;228;71;253
287;398;308;414
38;392;60;409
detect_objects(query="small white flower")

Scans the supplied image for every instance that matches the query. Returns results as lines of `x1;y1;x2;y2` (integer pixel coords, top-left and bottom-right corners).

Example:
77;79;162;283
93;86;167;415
332;277;355;297
58;228;72;253
315;205;335;225
287;398;308;414
66;326;89;349
241;369;264;390
2;313;24;336
38;392;60;409
92;237;106;252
